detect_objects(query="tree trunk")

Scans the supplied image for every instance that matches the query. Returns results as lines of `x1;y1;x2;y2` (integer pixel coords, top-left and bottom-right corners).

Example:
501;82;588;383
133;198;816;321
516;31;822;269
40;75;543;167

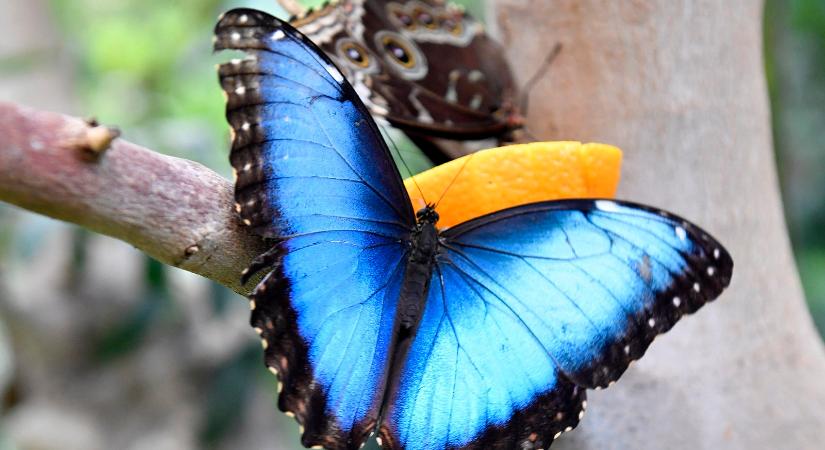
490;0;825;448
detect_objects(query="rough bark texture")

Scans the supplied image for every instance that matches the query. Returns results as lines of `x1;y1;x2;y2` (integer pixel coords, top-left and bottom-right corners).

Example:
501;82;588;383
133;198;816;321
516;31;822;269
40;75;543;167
0;102;267;295
490;0;825;448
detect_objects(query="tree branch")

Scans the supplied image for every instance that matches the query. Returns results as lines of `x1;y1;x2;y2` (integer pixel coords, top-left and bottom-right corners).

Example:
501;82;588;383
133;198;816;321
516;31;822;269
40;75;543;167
0;102;267;294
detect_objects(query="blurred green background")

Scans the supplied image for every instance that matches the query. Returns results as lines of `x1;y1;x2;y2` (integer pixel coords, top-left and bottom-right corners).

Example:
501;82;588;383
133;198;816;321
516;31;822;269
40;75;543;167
0;0;822;449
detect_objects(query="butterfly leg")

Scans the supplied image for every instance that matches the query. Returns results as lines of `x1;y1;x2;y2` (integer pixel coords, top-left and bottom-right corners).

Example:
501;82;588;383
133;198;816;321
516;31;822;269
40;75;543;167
241;243;282;285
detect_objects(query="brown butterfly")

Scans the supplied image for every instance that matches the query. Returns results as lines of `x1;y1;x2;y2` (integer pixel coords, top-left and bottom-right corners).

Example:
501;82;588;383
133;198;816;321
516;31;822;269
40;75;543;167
282;0;524;163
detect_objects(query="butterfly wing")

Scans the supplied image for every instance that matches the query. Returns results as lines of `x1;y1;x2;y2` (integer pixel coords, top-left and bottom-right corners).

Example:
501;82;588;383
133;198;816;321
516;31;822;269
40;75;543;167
215;9;415;448
290;0;519;142
379;200;732;449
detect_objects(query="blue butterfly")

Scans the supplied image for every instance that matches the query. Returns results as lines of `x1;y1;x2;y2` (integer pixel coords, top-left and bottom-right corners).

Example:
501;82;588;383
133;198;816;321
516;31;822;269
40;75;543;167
215;9;733;450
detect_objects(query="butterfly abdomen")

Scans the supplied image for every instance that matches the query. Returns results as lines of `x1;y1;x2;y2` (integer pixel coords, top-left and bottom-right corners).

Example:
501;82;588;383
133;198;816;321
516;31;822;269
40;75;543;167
398;218;439;330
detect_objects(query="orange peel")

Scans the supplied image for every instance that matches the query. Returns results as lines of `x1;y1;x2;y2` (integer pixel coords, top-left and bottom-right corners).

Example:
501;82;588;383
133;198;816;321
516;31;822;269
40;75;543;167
404;141;623;228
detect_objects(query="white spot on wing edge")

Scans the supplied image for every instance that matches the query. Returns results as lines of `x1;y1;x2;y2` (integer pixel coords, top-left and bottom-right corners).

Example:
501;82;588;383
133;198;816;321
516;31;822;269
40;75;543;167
673;296;682;307
594;200;621;212
675;226;687;241
324;63;345;83
272;29;286;41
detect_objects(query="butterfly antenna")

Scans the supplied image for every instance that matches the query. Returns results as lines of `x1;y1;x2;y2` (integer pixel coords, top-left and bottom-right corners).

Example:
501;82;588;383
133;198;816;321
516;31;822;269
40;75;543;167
382;125;428;204
519;42;562;117
435;152;476;208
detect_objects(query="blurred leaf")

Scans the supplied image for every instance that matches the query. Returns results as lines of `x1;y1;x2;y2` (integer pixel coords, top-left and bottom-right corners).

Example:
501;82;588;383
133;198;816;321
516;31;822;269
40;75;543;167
66;228;90;292
48;0;228;165
0;206;13;258
94;257;174;361
0;48;60;76
798;250;825;336
766;0;825;341
93;293;161;361
209;281;236;316
791;0;825;40
148;257;172;293
383;128;434;178
198;343;261;447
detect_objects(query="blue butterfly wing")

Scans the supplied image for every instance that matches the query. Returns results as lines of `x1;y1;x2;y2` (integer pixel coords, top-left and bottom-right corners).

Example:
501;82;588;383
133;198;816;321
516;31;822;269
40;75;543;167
215;9;415;449
380;200;732;449
216;9;414;239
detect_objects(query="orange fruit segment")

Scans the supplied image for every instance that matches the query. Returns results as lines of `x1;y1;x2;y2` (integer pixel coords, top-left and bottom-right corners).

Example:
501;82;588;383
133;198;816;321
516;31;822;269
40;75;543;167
404;141;623;228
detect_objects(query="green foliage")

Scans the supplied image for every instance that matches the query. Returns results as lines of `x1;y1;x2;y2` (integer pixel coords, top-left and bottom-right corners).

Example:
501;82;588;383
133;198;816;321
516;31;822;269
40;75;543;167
47;0;229;169
93;258;177;361
799;251;825;333
198;344;262;447
766;0;825;337
792;0;825;41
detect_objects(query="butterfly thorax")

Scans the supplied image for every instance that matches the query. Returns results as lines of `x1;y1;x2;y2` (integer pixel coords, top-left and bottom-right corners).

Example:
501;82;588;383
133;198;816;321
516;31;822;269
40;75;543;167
397;206;441;330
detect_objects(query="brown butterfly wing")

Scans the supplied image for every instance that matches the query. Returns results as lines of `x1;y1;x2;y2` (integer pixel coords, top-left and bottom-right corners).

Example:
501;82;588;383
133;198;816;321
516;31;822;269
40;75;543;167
289;0;519;147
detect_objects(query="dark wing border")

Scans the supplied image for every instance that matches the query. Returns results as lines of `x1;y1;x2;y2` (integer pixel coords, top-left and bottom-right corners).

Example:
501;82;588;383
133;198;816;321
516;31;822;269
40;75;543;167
215;7;415;238
442;198;734;389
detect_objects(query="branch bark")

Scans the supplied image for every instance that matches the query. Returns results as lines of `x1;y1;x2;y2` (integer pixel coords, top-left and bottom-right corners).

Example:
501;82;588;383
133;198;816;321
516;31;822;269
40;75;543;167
491;0;825;448
0;102;267;294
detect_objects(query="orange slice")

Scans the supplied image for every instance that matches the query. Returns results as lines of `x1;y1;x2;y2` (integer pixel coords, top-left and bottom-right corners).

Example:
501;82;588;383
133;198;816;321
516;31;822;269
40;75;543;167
404;141;623;228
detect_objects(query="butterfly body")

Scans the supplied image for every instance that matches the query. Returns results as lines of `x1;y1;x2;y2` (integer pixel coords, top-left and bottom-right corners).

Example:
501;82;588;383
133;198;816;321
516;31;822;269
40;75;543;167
215;9;733;450
398;207;439;329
